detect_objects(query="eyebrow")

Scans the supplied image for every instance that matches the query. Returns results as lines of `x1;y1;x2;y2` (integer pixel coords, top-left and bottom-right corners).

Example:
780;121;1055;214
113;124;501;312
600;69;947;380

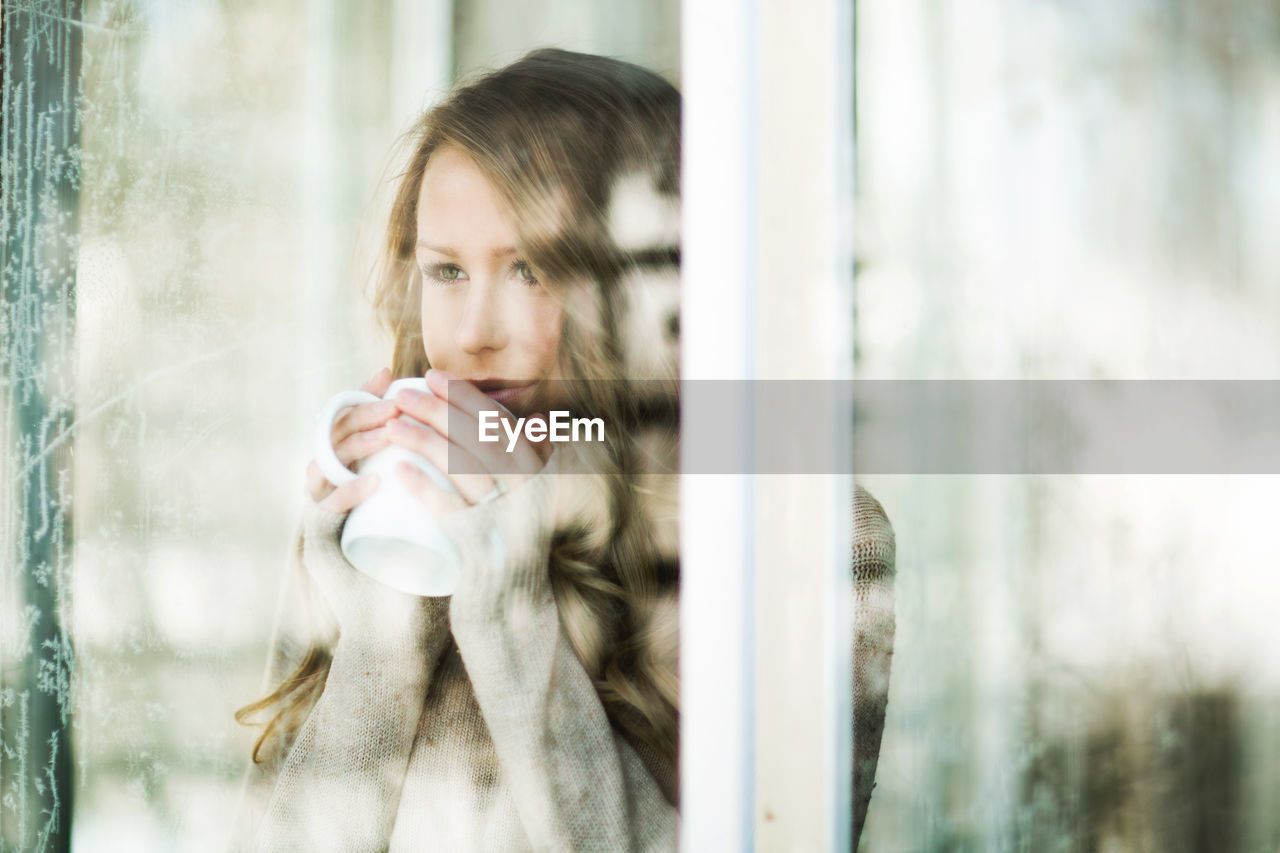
416;242;519;260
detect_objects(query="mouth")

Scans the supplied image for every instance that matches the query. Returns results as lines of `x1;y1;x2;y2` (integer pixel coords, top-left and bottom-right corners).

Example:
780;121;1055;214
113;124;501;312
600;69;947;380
470;378;536;408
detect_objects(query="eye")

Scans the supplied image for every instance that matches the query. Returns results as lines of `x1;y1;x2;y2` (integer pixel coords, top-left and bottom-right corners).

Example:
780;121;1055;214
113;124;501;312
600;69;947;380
512;260;539;286
422;262;467;285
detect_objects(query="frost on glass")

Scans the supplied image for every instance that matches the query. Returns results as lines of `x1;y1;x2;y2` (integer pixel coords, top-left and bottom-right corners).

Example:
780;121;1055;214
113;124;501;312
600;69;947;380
6;0;382;847
6;1;685;849
2;3;82;851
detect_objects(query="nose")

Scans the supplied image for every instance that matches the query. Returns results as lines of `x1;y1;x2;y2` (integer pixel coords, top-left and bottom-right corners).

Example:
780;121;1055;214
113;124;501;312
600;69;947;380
454;279;507;355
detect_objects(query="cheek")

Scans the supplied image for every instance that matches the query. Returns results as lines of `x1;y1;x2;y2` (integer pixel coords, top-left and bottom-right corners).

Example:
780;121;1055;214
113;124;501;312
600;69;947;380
528;308;567;380
528;303;565;362
419;293;454;360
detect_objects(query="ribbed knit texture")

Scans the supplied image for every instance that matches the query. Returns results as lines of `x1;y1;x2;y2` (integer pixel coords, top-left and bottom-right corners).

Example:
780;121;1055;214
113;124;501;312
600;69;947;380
852;484;897;848
235;453;678;852
234;472;896;851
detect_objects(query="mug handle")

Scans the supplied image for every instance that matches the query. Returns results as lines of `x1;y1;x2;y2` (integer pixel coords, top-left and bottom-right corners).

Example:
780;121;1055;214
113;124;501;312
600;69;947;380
313;389;381;487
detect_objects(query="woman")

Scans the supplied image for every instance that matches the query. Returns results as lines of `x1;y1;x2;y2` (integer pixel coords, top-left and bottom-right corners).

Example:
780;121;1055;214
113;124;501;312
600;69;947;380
234;48;895;851
234;49;683;851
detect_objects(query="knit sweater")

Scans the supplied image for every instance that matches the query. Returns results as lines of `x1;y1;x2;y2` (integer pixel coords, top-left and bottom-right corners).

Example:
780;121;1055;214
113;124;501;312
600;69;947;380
232;459;896;851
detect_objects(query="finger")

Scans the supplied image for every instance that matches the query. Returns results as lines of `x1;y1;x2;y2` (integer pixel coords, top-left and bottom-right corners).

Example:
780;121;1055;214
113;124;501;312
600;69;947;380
317;472;380;515
424;368;518;417
360;366;393;396
394;460;469;516
396;383;542;476
332;398;399;445
471;405;545;474
306;460;335;503
428;370;549;472
521;413;555;464
424;369;539;457
385;415;506;503
332;423;392;468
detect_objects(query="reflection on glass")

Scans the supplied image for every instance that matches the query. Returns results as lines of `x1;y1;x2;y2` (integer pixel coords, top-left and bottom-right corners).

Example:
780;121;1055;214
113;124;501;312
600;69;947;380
857;1;1280;850
231;49;683;849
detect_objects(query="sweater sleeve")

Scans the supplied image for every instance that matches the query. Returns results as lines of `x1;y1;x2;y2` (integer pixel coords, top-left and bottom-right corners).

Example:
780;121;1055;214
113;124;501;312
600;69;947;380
235;501;454;852
441;454;680;852
851;484;897;849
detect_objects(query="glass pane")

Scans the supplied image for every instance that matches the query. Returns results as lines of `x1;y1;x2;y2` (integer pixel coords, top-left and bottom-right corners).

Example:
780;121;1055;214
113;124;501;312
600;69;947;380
857;1;1280;849
2;2;681;849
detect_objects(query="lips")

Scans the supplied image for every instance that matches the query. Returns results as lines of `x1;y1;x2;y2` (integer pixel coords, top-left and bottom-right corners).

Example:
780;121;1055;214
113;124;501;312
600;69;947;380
470;378;535;408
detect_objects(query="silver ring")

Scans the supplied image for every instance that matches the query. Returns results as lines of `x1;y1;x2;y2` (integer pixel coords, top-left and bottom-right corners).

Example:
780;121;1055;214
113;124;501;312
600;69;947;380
474;480;507;505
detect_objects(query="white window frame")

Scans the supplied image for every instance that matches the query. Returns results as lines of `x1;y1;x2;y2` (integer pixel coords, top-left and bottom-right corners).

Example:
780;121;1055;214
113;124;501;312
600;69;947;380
682;0;856;848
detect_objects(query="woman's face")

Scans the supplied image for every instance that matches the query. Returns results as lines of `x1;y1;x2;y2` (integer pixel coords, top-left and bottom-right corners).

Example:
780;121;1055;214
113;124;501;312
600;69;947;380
415;146;565;406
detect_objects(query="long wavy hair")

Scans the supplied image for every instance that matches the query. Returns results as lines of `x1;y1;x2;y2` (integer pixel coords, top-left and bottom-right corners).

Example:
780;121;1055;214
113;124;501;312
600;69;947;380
238;48;681;784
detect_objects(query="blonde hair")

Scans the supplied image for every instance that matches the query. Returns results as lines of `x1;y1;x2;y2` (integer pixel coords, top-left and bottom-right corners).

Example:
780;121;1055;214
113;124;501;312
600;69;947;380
239;49;681;783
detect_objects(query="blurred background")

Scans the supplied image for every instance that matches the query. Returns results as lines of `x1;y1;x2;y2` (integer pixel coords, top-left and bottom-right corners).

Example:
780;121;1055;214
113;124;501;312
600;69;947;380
2;1;677;850
856;1;1280;851
3;0;1279;850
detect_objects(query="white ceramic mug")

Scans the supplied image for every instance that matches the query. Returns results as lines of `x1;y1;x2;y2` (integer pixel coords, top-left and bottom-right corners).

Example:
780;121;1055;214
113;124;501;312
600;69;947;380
312;377;460;597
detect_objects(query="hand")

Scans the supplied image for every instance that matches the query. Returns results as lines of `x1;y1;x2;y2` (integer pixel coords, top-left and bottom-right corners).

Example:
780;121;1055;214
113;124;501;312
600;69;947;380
386;369;560;627
384;368;550;513
305;367;397;512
